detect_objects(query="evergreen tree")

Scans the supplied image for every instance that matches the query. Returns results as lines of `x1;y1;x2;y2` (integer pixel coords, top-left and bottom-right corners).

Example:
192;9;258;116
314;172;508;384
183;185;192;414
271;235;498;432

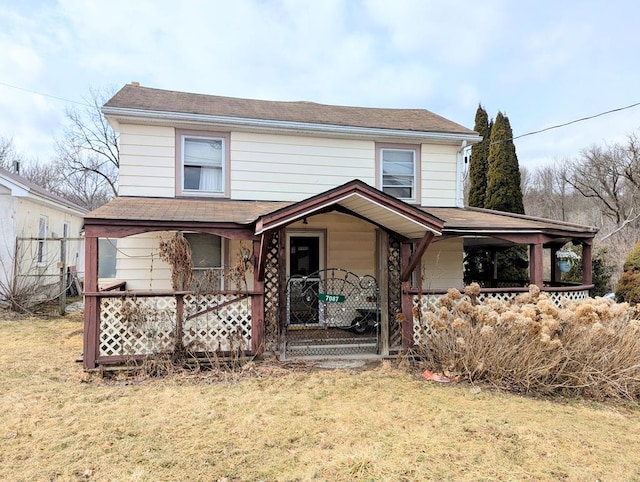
468;105;490;208
484;112;525;214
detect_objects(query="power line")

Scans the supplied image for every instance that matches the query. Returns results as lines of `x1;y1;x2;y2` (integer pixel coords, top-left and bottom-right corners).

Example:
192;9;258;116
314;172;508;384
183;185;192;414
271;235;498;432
3;79;640;143
0;81;91;107
509;102;640;142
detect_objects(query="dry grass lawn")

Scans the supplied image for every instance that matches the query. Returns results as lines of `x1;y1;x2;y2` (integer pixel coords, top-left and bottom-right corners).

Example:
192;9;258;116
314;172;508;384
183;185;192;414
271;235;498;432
1;313;640;481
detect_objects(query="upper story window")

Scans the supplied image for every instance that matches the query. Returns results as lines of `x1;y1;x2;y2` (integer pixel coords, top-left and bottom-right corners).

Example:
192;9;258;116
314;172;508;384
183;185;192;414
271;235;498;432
176;129;230;197
377;143;420;203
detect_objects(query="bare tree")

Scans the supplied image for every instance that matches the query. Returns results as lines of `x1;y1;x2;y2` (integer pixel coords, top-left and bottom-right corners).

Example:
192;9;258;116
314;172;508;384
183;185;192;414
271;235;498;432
523;161;574;222
56;86;119;200
565;135;640;230
0;136;20;171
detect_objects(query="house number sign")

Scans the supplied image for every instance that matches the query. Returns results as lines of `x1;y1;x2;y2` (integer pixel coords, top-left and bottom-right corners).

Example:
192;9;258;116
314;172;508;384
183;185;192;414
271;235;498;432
318;293;346;303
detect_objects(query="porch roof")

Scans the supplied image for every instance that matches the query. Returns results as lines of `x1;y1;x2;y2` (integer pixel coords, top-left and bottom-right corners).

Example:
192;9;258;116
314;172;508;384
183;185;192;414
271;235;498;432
84;195;597;240
426;207;598;239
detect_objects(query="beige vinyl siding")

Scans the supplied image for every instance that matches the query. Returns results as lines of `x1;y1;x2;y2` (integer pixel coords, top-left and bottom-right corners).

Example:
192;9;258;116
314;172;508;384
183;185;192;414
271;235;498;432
114;234;254;291
114;233;172;290
420;144;458;206
420;238;464;290
118;124;175;197
288;213;376;276
230;132;375;201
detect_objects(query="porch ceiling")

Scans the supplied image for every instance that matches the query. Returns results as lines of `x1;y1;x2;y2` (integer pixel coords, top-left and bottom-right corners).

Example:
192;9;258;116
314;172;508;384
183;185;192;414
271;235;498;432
254;180;444;239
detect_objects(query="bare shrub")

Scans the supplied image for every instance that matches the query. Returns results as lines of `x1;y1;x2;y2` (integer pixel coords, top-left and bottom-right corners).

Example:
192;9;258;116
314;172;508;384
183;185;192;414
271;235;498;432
415;284;640;401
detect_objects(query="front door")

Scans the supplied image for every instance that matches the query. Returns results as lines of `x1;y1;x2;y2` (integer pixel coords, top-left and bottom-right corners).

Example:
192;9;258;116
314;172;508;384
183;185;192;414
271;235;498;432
287;232;324;325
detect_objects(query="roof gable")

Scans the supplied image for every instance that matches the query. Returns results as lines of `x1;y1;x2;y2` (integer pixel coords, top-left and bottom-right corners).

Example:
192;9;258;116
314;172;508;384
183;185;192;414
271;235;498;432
255;179;444;239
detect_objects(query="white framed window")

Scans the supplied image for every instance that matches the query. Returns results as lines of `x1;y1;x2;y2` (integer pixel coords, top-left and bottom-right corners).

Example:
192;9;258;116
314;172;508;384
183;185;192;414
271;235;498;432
37;216;48;265
176;129;230;197
377;144;420;203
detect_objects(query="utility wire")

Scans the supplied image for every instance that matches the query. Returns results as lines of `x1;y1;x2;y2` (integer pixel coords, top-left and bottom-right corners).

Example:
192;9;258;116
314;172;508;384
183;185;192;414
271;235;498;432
0;80;91;107
3;79;640;143
512;101;640;141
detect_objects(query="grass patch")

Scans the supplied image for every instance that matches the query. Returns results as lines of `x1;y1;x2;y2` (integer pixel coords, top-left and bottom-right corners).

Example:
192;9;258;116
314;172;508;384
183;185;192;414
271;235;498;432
1;312;640;480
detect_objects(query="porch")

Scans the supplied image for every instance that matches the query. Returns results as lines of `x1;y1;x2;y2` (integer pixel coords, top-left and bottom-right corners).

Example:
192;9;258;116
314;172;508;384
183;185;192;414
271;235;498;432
82;182;598;369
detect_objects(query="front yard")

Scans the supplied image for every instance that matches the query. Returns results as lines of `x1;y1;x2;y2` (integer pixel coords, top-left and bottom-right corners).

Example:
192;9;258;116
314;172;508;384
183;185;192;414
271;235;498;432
1;312;639;481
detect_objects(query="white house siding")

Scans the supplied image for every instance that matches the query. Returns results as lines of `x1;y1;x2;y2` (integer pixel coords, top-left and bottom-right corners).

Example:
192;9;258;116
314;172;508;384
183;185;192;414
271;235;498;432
114;232;172;291
230;132;375;201
16;198;84;275
420;144;458;207
117;124;176;197
288;213;377;277
0;187;17;293
420;238;464;290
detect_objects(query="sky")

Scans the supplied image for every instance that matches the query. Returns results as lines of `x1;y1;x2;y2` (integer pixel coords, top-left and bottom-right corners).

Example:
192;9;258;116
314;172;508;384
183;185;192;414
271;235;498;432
1;0;640;171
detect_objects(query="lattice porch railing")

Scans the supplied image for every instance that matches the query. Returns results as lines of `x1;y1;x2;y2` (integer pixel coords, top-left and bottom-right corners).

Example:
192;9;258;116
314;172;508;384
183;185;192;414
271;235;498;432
98;293;252;358
412;288;591;345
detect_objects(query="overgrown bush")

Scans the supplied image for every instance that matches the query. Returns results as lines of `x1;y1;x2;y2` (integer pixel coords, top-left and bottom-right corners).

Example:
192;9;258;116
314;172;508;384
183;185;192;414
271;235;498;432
415;284;640;401
616;241;640;303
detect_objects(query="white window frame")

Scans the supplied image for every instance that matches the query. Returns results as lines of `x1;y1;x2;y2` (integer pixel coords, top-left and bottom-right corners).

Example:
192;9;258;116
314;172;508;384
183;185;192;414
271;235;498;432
376;143;420;204
36;216;48;266
176;129;230;198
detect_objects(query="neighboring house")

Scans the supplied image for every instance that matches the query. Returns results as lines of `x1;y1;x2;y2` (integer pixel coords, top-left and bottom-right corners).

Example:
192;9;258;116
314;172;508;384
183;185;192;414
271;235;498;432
0;167;86;307
82;83;598;369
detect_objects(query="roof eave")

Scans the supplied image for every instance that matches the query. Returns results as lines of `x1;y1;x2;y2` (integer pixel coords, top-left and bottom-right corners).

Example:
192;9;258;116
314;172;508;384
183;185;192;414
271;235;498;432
102;106;482;145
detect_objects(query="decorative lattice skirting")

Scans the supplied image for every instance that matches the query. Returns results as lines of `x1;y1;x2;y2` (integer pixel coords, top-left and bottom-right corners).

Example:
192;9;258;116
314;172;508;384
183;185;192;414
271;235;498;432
412;289;590;345
183;294;251;352
99;297;177;356
99;294;252;357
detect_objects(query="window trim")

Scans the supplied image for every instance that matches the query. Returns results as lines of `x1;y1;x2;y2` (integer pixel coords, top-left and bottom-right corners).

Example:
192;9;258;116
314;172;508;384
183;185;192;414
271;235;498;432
37;215;48;266
175;129;230;198
375;142;421;204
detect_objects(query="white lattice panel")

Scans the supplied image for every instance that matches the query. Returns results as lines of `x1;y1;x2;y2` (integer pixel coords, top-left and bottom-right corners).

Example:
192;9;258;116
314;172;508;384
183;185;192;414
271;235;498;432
182;294;252;352
411;290;590;345
477;292;518;303
99;297;176;356
412;294;441;345
549;289;589;305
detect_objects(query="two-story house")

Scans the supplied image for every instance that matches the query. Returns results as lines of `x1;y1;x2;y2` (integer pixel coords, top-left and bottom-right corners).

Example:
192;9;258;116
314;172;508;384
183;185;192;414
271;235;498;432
82;84;597;369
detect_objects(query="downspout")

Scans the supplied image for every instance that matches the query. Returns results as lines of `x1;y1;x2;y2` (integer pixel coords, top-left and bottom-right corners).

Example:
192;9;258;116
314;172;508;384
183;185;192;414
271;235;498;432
455;140;468;208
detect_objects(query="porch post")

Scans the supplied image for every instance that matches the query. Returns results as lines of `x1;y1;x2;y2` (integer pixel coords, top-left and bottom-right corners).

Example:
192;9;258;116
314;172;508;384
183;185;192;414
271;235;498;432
83;235;99;370
277;229;287;356
377;230;390;356
529;243;544;288
400;242;414;350
550;245;562;285
582;242;593;286
251;239;265;356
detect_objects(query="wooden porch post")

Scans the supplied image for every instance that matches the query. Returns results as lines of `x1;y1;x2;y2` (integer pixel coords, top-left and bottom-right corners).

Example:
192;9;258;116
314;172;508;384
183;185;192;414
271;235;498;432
377;230;390;357
400;242;414;350
83;235;99;370
550;245;562;285
251;239;265;356
582;242;593;286
529;243;544;288
277;229;287;356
